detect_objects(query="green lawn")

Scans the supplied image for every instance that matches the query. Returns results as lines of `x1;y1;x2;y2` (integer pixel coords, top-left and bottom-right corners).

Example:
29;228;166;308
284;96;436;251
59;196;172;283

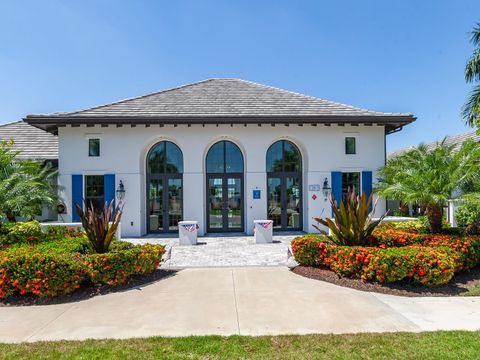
1;331;480;360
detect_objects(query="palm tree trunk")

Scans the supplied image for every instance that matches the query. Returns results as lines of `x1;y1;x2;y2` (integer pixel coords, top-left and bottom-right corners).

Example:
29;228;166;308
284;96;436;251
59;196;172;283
5;211;16;222
425;203;443;233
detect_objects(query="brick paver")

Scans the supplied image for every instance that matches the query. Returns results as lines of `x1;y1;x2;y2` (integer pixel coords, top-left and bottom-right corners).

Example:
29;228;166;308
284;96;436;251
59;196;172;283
125;234;300;268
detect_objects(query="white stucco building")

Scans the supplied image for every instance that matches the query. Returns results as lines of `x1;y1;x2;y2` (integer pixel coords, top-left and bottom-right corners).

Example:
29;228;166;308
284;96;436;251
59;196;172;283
25;79;415;237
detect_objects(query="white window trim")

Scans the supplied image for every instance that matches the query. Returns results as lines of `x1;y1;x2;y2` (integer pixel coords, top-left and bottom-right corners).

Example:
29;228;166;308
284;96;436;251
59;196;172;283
344;134;358;155
85;134;102;158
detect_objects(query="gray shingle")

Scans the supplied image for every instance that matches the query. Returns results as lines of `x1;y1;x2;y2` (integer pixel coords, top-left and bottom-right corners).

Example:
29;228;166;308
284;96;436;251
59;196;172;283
60;78;410;118
388;130;480;158
25;79;415;133
0;121;58;160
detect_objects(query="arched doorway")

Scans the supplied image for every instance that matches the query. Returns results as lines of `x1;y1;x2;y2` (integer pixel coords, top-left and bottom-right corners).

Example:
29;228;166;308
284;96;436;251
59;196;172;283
146;141;183;233
206;140;244;232
266;140;302;230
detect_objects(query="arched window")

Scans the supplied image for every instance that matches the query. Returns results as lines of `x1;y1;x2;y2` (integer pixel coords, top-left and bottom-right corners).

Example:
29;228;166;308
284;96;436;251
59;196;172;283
266;140;301;173
147;141;183;174
206;141;243;173
146;141;183;233
266;140;302;230
206;141;244;232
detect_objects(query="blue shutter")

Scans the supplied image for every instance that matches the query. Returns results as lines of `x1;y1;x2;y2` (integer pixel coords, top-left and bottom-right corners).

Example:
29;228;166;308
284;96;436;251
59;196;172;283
362;171;373;210
104;174;116;209
72;175;83;222
331;171;342;216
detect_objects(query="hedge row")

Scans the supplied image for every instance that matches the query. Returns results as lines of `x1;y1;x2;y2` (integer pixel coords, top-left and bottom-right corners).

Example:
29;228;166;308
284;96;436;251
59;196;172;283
0;221;84;247
372;228;480;271
0;240;165;299
291;233;480;286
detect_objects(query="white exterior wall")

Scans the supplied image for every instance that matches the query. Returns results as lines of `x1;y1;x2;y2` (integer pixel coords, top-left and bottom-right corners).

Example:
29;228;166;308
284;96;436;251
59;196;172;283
58;124;386;237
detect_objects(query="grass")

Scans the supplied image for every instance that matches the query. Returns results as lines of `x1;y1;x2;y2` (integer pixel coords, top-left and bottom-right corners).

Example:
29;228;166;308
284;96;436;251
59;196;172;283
462;283;480;296
1;331;480;359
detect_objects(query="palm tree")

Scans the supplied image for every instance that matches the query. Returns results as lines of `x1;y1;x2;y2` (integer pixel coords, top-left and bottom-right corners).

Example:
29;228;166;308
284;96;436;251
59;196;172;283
376;139;480;233
463;22;480;127
0;140;58;224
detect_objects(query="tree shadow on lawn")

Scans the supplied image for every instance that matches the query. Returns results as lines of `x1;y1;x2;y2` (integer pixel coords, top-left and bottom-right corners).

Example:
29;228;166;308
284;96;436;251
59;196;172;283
292;266;480;297
0;269;179;307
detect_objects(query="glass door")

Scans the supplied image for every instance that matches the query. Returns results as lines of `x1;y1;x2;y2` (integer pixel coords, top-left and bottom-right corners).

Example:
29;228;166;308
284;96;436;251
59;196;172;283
148;176;183;233
267;174;302;230
227;177;242;230
267;177;282;229
167;178;182;231
148;178;164;232
207;176;243;232
208;177;223;230
286;176;301;229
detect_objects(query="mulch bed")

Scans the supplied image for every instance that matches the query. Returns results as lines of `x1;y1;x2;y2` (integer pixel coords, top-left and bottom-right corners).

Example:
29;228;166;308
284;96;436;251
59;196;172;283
0;269;178;307
291;266;480;297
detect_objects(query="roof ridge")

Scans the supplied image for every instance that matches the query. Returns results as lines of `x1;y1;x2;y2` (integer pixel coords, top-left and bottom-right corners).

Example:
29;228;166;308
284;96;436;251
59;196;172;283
388;130;480;157
62;79;217;116
0;120;23;127
231;79;412;116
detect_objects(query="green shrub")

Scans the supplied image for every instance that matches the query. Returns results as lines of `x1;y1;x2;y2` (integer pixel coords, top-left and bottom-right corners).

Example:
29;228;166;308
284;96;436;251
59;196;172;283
379;220;426;233
3;221;42;244
84;243;165;286
291;235;457;286
43;225;84;239
456;196;480;231
0;248;84;298
0;238;166;299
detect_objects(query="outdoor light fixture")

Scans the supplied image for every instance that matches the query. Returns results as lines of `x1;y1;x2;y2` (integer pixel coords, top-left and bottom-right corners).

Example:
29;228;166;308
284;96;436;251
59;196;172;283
322;177;331;201
116;180;126;201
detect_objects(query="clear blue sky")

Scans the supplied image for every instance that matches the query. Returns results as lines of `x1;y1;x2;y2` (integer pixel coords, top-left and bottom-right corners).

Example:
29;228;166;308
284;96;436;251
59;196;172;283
0;1;478;151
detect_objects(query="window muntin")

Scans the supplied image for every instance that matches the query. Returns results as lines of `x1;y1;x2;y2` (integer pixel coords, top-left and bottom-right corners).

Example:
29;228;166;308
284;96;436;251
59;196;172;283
345;137;356;155
88;139;100;157
341;172;360;200
266;140;301;173
206;141;243;174
85;175;104;211
147;141;183;174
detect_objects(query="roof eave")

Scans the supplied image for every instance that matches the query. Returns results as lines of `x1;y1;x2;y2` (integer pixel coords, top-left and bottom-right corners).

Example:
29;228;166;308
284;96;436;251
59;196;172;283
24;114;415;134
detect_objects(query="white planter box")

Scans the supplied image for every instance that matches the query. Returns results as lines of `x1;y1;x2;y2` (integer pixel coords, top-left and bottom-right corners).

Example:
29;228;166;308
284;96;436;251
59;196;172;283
254;220;273;244
178;221;199;245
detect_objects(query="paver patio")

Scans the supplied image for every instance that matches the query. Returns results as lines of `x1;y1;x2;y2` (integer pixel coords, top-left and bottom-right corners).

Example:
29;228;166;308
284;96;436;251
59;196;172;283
1;267;480;343
126;234;299;267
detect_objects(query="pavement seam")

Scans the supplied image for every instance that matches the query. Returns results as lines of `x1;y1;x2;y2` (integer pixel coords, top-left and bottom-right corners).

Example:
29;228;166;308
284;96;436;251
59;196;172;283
370;293;423;331
231;269;241;335
24;305;75;342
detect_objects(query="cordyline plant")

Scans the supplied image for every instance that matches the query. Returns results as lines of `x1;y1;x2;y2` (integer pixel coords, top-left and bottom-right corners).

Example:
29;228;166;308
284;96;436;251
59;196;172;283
313;190;387;246
75;200;123;253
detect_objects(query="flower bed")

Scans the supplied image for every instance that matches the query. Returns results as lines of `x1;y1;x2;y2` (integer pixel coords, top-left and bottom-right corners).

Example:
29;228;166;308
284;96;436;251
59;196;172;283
291;229;480;286
0;224;165;299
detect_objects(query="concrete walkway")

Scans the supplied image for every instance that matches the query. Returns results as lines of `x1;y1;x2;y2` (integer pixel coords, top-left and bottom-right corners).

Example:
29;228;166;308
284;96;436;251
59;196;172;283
1;267;480;343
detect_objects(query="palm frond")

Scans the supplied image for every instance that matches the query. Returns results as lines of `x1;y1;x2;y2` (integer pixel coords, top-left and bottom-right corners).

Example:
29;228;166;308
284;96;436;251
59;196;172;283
462;84;480;127
470;22;480;47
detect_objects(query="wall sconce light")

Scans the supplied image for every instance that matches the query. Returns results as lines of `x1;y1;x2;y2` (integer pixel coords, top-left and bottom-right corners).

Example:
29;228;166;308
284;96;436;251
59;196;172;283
322;177;331;201
116;180;126;201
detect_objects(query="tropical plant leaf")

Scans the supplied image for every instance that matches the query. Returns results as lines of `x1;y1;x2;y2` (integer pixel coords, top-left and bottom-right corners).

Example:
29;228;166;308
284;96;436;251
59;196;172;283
313;190;387;246
75;200;124;253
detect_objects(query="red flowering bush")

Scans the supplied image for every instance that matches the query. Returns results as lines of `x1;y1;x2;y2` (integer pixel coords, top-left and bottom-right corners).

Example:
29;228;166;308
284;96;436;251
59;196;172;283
0;221;43;245
372;228;480;271
0;248;84;298
0;237;165;299
84;243;165;286
291;231;475;286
